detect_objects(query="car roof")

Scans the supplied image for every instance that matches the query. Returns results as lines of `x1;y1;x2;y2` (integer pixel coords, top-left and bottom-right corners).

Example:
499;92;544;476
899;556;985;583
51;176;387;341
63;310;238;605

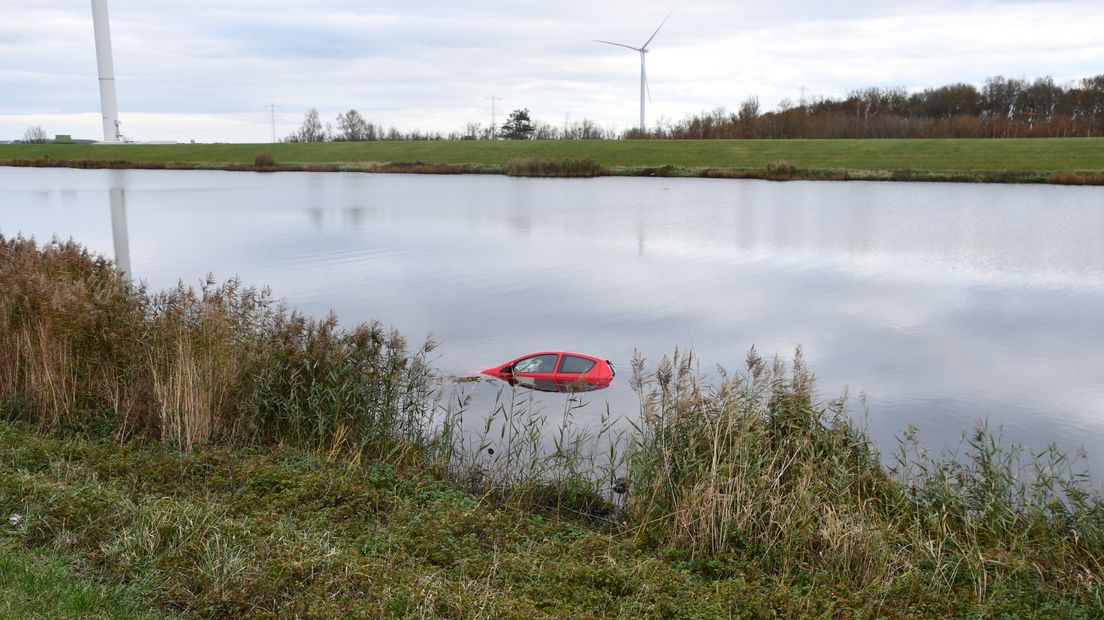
512;351;602;362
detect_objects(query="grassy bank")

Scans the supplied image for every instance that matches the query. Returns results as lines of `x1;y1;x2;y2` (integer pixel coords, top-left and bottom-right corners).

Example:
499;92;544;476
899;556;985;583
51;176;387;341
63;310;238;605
0;421;809;618
2;236;1103;617
0;537;163;619
3;421;1102;618
2;139;1104;183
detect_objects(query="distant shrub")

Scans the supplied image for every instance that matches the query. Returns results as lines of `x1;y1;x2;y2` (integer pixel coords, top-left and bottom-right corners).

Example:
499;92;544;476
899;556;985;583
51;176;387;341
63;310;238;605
640;165;678;177
1048;171;1104;185
766;159;798;176
254;152;276;168
5;158;64;168
371;161;467;174
503;157;607;177
703;168;756;179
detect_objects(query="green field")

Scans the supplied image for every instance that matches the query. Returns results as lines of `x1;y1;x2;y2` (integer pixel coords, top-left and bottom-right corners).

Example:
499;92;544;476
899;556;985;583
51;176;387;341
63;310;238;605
3;138;1104;181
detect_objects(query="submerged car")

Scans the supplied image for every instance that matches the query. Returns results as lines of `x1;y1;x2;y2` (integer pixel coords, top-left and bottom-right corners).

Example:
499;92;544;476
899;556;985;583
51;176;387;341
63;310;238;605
482;351;615;393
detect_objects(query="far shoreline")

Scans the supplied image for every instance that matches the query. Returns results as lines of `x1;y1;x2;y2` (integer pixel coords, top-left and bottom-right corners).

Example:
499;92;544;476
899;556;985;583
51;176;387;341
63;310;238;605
2;138;1103;185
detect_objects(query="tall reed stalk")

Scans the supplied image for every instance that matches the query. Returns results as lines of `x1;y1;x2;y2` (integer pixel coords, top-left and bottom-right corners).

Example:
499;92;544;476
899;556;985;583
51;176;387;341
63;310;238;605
621;347;1102;605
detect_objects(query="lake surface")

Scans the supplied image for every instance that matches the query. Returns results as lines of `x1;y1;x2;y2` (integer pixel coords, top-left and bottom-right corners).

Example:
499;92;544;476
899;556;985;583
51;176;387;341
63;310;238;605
3;167;1103;477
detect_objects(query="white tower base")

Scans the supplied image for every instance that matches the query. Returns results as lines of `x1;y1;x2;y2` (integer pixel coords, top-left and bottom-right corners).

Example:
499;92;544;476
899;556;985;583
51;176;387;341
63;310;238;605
91;0;120;142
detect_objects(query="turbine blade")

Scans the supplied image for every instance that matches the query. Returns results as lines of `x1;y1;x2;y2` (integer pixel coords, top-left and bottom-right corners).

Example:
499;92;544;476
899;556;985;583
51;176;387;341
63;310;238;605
594;39;641;51
641;11;672;49
645;63;652;104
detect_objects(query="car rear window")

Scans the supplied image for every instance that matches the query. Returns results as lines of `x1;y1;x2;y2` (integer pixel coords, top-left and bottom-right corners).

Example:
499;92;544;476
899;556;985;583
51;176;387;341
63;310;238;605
558;355;596;374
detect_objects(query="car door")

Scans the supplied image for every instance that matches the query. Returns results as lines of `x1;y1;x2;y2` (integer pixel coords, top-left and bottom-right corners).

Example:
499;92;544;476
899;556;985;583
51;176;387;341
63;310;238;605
555;354;597;382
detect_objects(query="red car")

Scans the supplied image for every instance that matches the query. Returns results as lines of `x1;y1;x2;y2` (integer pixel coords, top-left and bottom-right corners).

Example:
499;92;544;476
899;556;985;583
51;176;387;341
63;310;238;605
482;351;615;393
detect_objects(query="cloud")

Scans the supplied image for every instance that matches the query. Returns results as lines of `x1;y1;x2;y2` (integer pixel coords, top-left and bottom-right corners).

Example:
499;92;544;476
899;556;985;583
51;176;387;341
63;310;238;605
3;0;1103;141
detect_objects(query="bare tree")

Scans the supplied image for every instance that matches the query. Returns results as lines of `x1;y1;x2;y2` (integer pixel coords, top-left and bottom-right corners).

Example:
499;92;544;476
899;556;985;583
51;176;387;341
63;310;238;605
462;121;485;140
23;126;48;143
336;109;371;141
285;108;325;142
532;121;559;140
738;96;760;124
563;118;605;139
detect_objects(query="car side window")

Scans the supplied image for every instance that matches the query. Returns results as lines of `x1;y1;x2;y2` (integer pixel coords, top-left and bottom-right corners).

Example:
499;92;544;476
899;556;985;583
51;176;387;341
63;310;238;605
511;354;559;374
558;355;596;374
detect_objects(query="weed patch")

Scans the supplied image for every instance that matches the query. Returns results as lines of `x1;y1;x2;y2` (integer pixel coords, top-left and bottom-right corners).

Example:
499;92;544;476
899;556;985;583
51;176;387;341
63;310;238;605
503;157;608;177
253;151;276;169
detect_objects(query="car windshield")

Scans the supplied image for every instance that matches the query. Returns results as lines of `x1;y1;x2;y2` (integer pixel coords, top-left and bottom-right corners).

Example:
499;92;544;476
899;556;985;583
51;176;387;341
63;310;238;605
511;354;558;374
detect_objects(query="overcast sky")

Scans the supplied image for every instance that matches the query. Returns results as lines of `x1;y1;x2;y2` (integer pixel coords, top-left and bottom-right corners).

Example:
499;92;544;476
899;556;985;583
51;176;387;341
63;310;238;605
2;0;1102;143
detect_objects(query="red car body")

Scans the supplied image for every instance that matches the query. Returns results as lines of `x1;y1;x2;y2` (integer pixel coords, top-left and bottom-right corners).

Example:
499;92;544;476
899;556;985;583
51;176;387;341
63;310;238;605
482;351;615;393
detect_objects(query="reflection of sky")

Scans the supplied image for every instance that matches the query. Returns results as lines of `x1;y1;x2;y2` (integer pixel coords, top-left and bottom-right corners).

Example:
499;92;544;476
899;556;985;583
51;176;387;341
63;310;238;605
2;167;1103;480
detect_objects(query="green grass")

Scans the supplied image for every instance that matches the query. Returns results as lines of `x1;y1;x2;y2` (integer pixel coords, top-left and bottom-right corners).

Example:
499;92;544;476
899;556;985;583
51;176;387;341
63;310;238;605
3;421;1098;618
0;538;164;619
0;422;782;618
2;138;1104;180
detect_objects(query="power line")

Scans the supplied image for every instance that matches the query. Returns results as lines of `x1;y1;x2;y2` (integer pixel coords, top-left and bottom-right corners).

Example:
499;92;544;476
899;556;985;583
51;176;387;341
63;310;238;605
264;104;285;143
487;95;504;139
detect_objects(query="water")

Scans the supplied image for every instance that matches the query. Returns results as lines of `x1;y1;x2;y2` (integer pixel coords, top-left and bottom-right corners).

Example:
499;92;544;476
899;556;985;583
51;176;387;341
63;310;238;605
3;166;1103;476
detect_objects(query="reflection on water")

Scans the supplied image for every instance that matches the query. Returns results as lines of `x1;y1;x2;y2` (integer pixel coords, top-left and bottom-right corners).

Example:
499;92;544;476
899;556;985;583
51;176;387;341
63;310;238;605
497;376;611;394
2;167;1103;478
109;171;130;277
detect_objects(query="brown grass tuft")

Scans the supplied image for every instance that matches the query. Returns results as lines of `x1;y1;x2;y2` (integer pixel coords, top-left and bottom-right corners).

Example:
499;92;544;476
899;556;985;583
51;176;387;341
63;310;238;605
503;157;607;177
253;151;276;169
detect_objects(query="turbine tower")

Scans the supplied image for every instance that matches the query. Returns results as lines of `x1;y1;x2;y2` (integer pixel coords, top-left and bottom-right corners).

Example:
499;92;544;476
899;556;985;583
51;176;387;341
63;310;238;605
91;0;121;142
595;13;670;132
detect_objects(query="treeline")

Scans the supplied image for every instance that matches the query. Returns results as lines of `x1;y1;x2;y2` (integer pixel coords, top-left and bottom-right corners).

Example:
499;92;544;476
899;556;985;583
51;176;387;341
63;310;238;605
661;75;1104;139
284;108;619;143
287;74;1104;142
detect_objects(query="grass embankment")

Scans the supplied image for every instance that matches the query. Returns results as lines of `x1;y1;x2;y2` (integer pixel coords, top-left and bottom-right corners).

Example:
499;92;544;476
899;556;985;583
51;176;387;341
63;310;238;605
2;139;1104;183
0;422;796;617
2;235;1103;617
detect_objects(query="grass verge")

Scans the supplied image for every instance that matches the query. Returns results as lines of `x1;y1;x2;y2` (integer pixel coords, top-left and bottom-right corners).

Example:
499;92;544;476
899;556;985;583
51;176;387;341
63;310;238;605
2;139;1104;183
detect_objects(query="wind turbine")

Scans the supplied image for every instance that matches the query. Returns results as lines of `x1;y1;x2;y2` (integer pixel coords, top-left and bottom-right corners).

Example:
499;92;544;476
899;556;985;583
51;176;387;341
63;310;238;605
595;13;670;132
90;0;121;142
